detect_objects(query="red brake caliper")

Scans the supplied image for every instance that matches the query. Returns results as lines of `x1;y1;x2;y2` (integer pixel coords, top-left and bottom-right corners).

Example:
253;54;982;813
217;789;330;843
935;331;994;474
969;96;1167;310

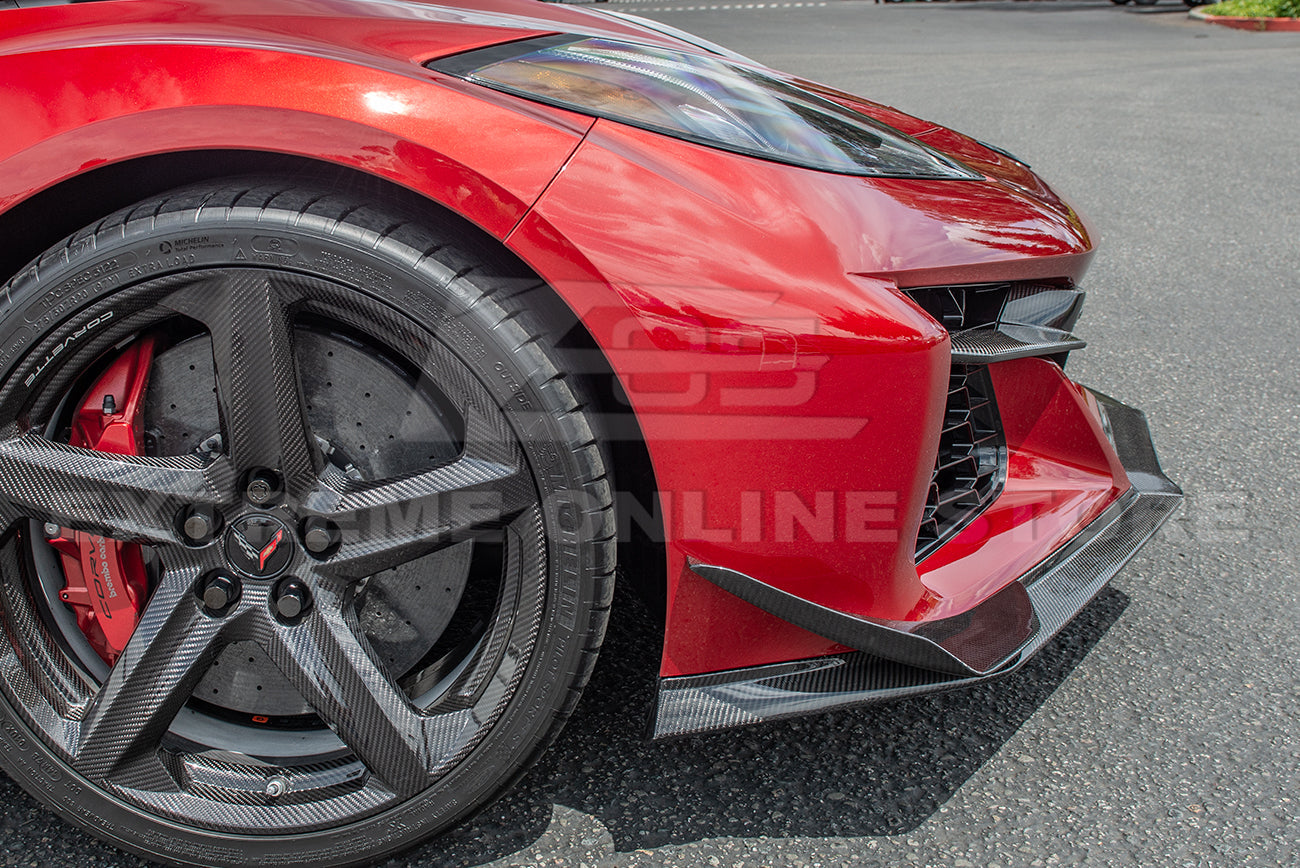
49;337;156;665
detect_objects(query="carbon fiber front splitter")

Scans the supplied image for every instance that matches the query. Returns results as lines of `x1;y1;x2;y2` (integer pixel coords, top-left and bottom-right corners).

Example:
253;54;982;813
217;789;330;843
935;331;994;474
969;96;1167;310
649;390;1181;740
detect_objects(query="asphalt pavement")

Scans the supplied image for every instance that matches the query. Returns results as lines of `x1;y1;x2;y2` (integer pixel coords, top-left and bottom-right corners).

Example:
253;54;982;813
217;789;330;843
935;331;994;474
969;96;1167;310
3;2;1298;867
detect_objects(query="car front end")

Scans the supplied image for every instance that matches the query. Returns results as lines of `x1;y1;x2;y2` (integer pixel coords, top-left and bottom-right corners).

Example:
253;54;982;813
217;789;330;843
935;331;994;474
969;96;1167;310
0;0;1181;862
444;22;1183;734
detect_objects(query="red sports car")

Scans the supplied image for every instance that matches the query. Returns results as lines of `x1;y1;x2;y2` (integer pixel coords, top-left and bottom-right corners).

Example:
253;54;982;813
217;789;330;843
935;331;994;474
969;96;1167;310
0;0;1180;864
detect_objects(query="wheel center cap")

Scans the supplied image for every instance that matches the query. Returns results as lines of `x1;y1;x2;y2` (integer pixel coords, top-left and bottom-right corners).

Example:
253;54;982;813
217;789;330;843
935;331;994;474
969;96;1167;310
224;515;294;579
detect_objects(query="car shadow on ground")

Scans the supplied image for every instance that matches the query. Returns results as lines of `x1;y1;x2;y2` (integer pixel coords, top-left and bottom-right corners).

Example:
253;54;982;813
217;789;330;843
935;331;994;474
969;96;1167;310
423;584;1130;866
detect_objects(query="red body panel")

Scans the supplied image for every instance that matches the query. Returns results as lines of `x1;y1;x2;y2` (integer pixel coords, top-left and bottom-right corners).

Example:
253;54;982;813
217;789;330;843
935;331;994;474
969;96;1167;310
513;123;1104;675
917;360;1126;615
0;0;1116;679
0;0;696;237
0;43;588;239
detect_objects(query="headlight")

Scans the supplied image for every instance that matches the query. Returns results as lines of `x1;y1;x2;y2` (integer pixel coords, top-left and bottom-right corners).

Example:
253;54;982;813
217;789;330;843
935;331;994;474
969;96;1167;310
429;36;981;180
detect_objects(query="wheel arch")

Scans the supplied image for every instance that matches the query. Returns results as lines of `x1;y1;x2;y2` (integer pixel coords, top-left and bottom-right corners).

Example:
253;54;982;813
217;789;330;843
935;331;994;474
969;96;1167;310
0;147;668;631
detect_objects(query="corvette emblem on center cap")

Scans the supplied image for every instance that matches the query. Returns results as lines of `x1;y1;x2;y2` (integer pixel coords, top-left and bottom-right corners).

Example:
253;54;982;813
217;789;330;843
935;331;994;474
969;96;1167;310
225;515;293;579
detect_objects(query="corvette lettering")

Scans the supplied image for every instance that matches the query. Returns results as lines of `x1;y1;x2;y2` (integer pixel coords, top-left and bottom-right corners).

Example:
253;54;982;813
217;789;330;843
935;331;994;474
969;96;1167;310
23;311;113;388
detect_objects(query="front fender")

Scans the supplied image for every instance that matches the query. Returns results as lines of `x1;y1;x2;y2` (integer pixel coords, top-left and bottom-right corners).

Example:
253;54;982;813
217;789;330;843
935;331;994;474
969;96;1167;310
0;42;592;239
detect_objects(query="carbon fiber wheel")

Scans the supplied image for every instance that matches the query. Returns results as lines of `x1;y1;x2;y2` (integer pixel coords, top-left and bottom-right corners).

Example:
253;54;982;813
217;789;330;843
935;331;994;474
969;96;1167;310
0;182;615;866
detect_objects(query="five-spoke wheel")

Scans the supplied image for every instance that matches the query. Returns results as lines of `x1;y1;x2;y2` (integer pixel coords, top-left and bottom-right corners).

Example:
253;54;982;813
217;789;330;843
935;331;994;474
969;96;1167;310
0;181;614;866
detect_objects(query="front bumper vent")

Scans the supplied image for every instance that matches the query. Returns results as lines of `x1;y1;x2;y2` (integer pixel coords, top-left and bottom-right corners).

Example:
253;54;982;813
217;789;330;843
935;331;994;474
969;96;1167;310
915;363;1004;560
671;392;1181;740
904;281;1081;560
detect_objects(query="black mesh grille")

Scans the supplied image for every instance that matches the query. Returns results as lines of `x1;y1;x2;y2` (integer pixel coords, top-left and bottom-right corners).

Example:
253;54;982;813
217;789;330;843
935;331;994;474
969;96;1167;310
906;283;1010;332
904;283;1026;561
905;280;1081;334
915;364;1004;560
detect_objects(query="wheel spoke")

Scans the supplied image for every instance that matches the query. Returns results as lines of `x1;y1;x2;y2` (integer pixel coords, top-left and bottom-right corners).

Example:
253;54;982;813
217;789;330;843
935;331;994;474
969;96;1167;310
73;563;225;790
307;449;535;580
0;430;231;541
264;580;448;798
162;271;319;494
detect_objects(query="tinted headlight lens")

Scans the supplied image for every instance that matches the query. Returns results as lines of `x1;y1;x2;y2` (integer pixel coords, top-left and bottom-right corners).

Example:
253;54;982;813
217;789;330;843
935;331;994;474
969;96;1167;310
429;36;980;180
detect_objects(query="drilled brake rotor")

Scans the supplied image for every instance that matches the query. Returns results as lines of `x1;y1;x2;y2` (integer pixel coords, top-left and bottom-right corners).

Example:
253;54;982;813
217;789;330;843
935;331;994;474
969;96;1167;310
141;327;470;718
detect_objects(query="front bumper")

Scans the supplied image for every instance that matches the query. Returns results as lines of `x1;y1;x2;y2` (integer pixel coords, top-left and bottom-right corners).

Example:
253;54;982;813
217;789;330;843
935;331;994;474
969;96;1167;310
651;390;1180;739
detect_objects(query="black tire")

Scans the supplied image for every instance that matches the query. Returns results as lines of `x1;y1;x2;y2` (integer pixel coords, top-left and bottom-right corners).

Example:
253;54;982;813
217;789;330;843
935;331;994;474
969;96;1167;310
1110;0;1131;5
1132;0;1159;5
0;180;616;866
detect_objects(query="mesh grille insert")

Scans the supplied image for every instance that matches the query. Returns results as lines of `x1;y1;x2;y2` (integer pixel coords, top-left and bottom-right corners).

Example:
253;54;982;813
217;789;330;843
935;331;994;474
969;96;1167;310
904;281;1086;559
915;363;1005;560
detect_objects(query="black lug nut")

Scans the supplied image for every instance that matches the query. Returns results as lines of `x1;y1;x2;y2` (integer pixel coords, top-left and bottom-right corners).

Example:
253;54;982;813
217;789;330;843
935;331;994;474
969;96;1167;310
184;512;211;540
179;504;221;545
273;579;310;620
201;574;240;611
244;469;283;506
303;526;331;553
300;516;341;557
